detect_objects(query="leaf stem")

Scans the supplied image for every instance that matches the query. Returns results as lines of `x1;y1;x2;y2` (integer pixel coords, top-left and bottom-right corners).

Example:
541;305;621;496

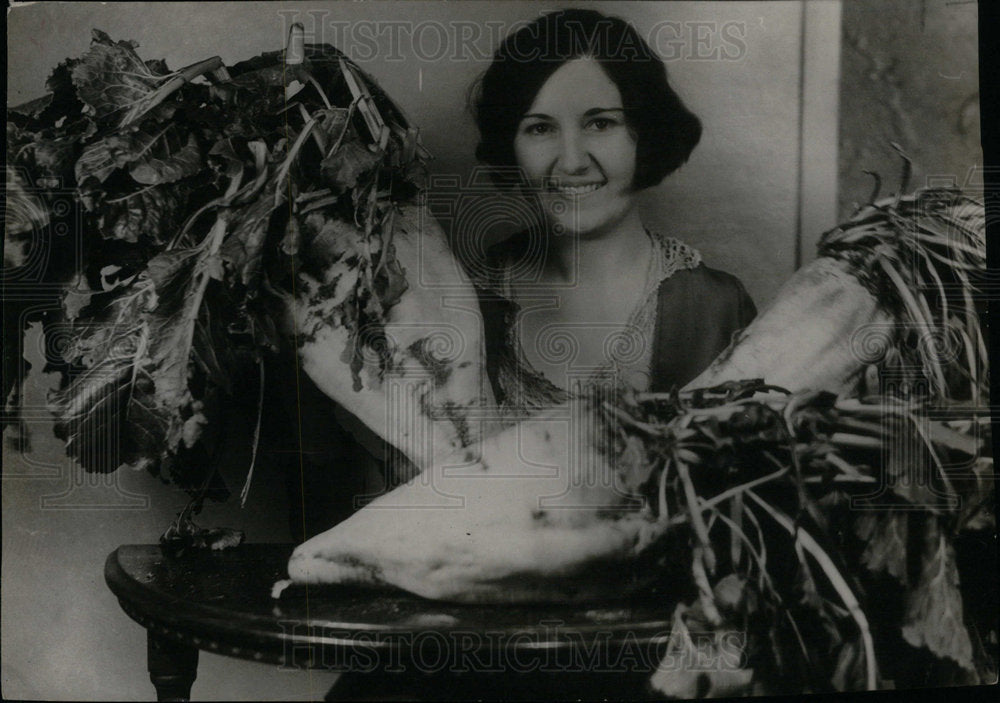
123;56;223;127
240;358;265;507
698;466;789;513
273;118;317;207
746;490;878;691
676;453;716;574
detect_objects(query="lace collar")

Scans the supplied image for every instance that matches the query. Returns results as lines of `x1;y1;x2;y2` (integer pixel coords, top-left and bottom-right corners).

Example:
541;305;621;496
476;228;702;300
480;230;703;418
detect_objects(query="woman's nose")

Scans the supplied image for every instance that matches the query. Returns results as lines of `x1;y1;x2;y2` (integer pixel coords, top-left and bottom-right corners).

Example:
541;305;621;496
555;130;590;175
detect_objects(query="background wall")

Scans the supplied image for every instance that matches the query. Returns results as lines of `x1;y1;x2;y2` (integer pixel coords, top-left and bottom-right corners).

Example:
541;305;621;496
838;0;982;218
3;1;979;700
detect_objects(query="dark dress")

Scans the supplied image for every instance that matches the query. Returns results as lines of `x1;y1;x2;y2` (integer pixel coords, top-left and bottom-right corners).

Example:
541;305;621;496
475;233;757;408
647;263;758;391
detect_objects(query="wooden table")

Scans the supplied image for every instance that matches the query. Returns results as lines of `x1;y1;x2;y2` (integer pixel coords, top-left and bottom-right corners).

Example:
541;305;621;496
105;544;676;701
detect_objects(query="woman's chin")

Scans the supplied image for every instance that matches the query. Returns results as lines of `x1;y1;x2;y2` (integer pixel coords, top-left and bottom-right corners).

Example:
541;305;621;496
546;214;627;240
541;199;635;239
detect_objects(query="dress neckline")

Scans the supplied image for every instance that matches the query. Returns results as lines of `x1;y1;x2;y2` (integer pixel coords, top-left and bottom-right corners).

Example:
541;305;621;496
483;229;703;417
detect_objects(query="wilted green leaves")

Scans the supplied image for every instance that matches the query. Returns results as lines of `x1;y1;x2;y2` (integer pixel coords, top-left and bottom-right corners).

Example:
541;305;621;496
606;384;992;693
70;29;171;126
11;27;427;500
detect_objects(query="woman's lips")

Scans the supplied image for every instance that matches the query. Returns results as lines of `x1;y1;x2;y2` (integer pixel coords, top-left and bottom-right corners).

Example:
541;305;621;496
545;182;606;196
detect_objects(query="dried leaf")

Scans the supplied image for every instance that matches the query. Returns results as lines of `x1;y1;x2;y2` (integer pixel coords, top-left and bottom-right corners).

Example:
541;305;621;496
47;284;165;473
160;512;244;556
321;140;381;191
650;603;755;699
76;129;152;184
4;163;50;237
901;517;975;670
614;434;651;495
70;29;168;124
207;137;245;183
220;191;284;286
855;511;909;585
129;131;201;185
831;639;867;692
96;181;190;244
146;249;199;299
376;250;408;309
61;274;96;321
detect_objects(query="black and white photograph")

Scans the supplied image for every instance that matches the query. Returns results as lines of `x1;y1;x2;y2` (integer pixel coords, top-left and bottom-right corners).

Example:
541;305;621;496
3;1;995;700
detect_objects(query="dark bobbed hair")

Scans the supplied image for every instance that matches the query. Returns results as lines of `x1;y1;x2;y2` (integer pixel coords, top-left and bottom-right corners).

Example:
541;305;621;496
470;9;702;190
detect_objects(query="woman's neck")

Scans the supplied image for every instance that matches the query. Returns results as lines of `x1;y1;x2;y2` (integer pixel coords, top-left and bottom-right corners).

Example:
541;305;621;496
542;207;650;285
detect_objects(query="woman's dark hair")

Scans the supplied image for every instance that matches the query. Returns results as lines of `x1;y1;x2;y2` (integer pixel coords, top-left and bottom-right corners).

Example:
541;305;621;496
471;9;702;190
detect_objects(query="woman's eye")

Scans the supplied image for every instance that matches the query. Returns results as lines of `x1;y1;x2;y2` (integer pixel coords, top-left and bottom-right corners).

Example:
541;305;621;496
587;117;617;131
522;122;553;136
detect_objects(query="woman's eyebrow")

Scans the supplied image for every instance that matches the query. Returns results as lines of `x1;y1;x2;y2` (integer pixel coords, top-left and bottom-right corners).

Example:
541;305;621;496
520;107;625;121
583;107;625;116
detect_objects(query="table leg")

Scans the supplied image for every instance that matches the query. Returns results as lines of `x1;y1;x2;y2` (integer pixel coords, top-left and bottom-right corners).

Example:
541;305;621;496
147;631;199;701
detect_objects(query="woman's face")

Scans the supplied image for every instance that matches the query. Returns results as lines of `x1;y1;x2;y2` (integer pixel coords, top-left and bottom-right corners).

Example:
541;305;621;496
514;57;638;238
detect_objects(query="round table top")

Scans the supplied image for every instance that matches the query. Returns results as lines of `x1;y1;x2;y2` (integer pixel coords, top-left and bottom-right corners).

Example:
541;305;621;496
105;544;678;671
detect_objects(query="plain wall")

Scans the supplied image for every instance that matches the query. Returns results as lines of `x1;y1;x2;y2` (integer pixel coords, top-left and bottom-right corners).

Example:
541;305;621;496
837;0;982;216
2;1;871;700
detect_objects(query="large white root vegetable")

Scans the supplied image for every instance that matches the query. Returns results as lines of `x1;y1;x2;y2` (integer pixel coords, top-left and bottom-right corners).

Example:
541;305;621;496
288;399;661;602
288;188;986;603
688;256;893;395
289;201;498;472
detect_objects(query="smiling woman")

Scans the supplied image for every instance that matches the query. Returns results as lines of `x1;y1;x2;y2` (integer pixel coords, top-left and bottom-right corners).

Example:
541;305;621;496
469;9;757;416
514;59;640;240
